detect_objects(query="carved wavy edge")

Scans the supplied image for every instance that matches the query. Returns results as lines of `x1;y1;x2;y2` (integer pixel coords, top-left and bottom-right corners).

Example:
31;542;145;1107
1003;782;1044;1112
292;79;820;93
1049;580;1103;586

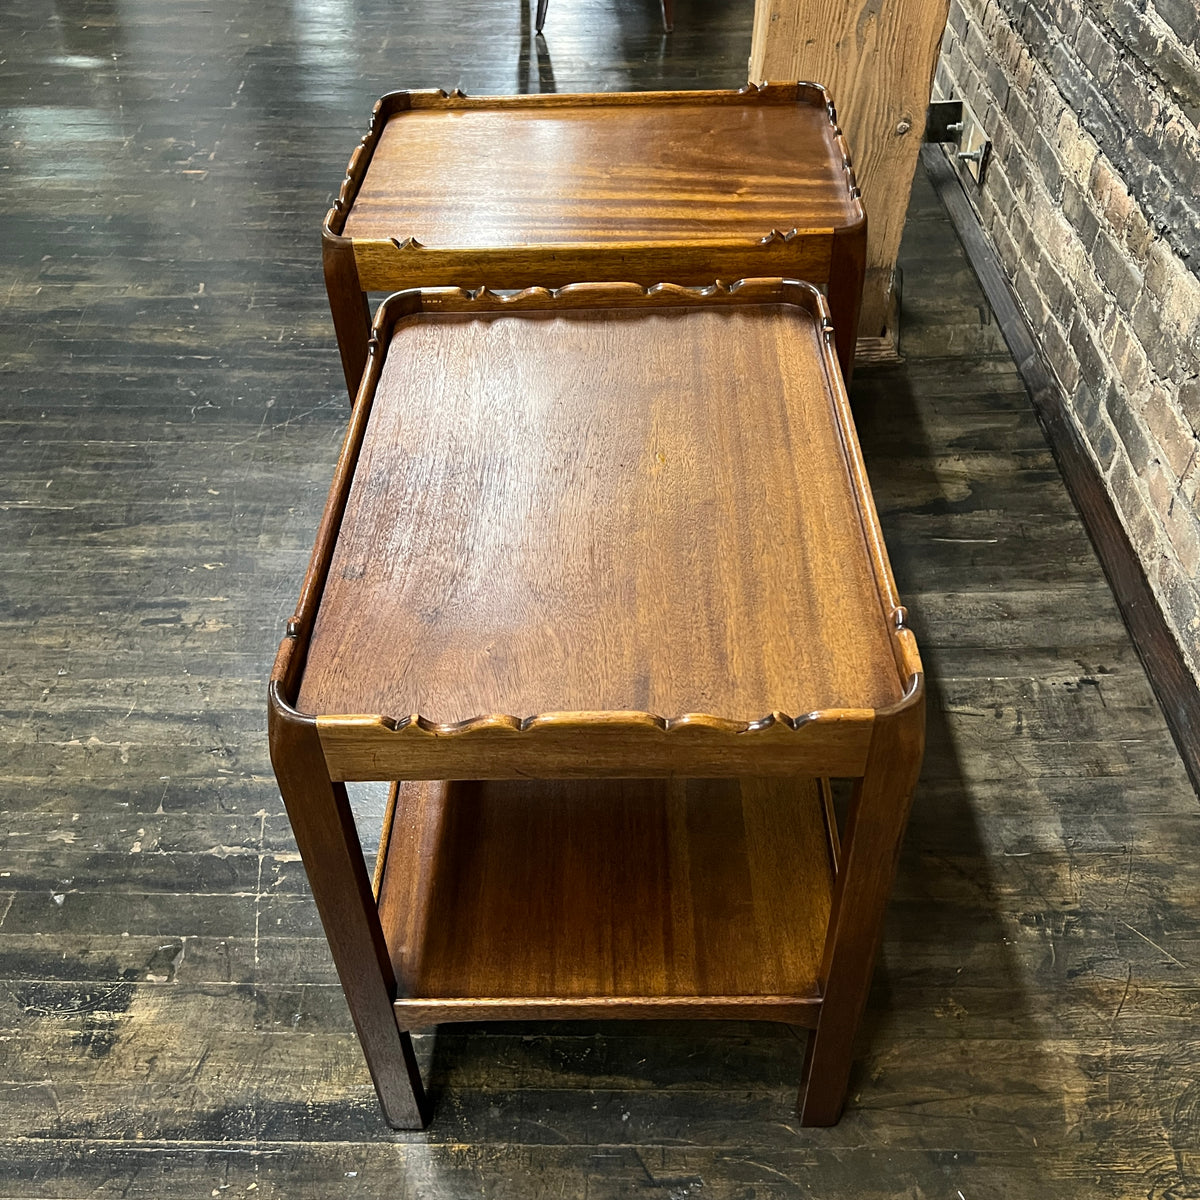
356;708;829;738
368;278;832;351
366;280;829;342
410;277;795;306
757;227;801;245
325;90;402;234
281;599;919;734
796;80;864;205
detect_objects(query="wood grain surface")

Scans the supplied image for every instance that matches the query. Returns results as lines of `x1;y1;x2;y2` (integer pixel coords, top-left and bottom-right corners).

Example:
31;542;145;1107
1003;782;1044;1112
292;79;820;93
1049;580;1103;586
296;299;904;725
313;709;876;781
323;84;867;393
5;0;1200;1192
341;89;860;249
749;0;950;340
278;277;920;1126
376;775;832;1022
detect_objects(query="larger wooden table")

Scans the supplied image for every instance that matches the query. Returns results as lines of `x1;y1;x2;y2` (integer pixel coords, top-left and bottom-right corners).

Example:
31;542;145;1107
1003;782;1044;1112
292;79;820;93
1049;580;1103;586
268;278;924;1130
323;84;867;396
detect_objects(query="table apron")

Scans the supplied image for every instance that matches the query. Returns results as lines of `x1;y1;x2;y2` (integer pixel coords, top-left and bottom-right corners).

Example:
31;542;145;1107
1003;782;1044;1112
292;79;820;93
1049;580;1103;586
316;712;874;780
351;235;836;293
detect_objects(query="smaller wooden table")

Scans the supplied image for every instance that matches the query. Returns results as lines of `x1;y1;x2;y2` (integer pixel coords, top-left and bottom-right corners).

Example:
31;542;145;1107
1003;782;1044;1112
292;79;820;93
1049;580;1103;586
269;278;923;1130
323;83;867;396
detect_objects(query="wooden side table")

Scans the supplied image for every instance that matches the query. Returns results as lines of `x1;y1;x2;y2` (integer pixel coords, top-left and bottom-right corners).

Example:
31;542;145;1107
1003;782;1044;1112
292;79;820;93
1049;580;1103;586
323;83;867;396
268;278;923;1130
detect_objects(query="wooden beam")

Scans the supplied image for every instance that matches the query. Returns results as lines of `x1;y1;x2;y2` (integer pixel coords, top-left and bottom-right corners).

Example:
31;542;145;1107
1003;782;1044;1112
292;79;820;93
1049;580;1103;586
749;0;950;342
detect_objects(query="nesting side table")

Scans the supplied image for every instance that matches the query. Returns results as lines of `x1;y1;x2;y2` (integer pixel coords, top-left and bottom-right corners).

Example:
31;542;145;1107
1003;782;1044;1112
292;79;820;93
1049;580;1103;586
322;83;867;396
268;278;923;1130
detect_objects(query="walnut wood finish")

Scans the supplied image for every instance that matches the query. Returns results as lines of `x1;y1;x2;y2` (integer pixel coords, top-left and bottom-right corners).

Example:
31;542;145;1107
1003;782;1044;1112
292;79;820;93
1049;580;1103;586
315;711;875;782
267;673;429;1129
377;776;833;1027
322;83;866;394
299;289;903;772
293;280;912;777
268;278;923;1129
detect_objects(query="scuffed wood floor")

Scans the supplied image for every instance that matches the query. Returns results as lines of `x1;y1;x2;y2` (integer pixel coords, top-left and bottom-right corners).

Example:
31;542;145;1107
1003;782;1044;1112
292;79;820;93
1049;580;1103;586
1;0;1197;1195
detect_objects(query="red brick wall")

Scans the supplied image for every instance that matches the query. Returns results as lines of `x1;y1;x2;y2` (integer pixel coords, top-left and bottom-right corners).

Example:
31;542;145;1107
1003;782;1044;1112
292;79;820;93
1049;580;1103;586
936;0;1200;682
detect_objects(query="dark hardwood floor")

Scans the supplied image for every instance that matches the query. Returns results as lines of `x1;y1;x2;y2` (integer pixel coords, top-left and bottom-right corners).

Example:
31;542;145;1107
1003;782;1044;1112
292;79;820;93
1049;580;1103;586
2;0;1197;1196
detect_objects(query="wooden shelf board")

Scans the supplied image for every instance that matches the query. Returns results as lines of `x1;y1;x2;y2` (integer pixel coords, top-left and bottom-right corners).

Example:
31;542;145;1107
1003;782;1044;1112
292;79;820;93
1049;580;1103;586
376;776;834;1025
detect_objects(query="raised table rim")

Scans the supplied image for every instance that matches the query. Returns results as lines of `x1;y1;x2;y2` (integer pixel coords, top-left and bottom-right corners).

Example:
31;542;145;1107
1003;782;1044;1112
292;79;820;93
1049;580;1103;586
269;278;923;783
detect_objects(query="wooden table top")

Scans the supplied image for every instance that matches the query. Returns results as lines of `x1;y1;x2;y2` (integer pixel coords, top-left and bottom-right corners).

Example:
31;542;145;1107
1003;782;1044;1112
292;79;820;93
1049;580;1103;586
293;282;912;736
335;85;863;250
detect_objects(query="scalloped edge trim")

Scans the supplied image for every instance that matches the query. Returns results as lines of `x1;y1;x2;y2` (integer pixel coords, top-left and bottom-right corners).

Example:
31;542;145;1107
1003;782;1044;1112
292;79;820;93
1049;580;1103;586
757;227;801;244
377;278;822;316
361;708;827;737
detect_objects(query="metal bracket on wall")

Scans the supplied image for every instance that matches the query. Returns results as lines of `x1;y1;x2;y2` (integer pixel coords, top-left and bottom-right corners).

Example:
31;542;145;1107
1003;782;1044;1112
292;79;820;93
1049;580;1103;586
924;98;991;185
924;100;963;143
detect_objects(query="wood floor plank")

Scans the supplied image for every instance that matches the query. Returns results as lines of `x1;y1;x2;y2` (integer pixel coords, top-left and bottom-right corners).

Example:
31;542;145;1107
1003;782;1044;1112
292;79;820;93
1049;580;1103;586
1;0;1197;1195
0;1140;1123;1200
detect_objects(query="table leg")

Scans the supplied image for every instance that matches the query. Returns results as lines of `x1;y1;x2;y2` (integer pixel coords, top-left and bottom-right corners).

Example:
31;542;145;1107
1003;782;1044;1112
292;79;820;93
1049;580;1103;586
322;237;373;402
268;695;430;1128
797;702;924;1125
827;223;867;387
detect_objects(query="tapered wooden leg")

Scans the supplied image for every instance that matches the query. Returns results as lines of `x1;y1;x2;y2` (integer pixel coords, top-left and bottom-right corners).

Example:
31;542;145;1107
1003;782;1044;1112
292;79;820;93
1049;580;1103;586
268;689;430;1128
322;236;373;402
827;222;867;387
798;697;924;1125
661;0;673;31
535;0;549;33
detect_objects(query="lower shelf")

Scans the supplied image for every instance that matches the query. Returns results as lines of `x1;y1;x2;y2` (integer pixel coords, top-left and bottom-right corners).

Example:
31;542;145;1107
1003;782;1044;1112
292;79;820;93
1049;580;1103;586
374;776;836;1028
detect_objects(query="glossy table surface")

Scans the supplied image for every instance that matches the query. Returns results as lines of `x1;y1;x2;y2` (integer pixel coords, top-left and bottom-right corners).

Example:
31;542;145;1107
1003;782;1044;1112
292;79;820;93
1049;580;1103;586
296;288;905;728
377;774;834;1020
341;91;863;249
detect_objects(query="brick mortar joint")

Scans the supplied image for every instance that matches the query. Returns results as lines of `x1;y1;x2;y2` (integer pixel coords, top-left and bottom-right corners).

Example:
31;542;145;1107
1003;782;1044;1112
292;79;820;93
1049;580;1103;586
983;0;1200;108
928;121;1200;684
941;48;1200;396
950;0;1200;277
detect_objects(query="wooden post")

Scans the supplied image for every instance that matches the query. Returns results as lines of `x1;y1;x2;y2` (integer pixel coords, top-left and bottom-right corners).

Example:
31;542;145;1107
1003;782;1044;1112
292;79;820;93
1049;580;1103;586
267;687;430;1129
749;0;950;347
798;692;925;1125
